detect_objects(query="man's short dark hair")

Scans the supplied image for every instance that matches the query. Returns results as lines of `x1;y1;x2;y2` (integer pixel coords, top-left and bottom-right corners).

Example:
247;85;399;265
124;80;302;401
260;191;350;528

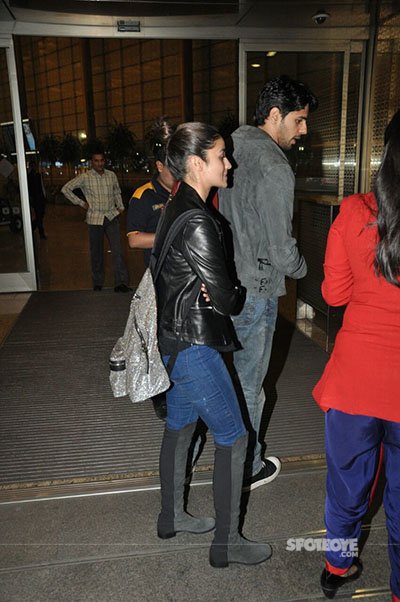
253;75;318;126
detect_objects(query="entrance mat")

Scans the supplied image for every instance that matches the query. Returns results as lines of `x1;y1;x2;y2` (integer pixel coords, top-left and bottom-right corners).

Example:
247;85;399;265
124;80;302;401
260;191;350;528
0;292;327;487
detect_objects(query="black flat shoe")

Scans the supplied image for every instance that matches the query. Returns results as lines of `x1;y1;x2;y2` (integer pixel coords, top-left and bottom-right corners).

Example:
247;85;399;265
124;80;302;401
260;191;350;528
114;284;133;293
321;558;363;599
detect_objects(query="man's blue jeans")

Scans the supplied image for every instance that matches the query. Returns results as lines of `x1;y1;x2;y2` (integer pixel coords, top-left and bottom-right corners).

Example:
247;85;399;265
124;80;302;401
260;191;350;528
232;294;278;476
163;345;246;447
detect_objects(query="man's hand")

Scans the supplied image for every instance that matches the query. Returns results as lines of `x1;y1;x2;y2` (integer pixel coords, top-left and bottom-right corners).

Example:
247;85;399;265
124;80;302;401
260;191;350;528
82;201;89;210
118;208;124;214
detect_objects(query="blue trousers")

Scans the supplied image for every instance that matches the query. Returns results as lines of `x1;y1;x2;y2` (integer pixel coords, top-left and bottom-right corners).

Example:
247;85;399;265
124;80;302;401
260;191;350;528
325;409;400;597
163;345;246;447
232;294;278;474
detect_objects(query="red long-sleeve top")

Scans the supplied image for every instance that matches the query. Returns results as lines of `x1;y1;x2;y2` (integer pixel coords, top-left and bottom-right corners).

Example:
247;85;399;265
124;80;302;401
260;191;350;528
313;192;400;422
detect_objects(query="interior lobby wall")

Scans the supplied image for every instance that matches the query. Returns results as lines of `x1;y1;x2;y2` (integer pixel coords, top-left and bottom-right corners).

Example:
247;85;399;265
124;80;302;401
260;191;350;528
12;36;238;148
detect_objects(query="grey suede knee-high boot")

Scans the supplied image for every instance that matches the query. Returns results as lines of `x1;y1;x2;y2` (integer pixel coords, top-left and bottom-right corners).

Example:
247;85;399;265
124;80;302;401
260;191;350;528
209;434;272;568
157;423;215;539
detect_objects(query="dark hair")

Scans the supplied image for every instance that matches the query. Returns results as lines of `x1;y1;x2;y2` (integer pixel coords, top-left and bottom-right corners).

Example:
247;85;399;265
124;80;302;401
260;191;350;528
253;75;318;126
146;116;175;164
374;118;400;287
91;151;105;159
166;122;221;180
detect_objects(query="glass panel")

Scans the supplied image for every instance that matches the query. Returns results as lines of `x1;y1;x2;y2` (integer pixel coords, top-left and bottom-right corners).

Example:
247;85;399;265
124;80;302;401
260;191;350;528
344;53;362;196
0;48;28;274
246;51;344;195
368;7;400;190
245;48;363;344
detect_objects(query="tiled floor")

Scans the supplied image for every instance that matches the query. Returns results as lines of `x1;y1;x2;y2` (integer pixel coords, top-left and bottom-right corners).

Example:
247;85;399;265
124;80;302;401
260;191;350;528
297;317;328;350
0;292;31;347
34;203;145;292
1;202;146;346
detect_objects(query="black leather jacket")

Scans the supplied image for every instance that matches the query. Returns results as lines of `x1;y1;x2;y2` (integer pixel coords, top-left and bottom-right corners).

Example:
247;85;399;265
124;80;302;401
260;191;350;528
153;182;245;351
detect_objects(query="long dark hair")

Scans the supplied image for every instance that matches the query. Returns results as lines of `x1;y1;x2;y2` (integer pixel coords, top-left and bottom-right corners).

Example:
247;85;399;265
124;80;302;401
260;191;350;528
166;122;221;180
374;122;400;287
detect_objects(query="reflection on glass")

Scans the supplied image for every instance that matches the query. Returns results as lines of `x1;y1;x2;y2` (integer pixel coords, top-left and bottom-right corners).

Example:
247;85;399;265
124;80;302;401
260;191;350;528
0;48;28;274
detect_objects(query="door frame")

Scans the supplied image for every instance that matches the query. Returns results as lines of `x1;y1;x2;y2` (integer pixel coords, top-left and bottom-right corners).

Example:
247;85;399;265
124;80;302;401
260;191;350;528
239;39;366;199
0;35;36;292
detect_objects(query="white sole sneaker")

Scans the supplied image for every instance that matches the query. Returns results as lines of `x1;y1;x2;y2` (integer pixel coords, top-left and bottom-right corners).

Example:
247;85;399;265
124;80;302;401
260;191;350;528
243;456;282;492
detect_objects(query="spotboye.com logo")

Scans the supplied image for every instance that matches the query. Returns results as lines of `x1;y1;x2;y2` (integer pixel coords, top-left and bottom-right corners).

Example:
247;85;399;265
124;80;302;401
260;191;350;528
286;538;358;558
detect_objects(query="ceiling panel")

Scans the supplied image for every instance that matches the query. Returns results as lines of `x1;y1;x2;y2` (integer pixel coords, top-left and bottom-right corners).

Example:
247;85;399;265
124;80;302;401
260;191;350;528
8;0;239;17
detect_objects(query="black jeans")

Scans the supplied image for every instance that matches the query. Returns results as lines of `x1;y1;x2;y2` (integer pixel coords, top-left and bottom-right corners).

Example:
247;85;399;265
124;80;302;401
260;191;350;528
88;217;129;287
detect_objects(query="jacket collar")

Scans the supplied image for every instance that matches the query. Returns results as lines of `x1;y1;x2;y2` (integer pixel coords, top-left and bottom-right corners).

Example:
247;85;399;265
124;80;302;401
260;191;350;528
174;181;207;211
151;173;171;202
233;125;288;163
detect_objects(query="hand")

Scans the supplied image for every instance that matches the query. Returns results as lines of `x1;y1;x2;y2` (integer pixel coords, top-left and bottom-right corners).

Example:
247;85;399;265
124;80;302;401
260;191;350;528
82;201;89;210
201;283;210;303
118;208;124;214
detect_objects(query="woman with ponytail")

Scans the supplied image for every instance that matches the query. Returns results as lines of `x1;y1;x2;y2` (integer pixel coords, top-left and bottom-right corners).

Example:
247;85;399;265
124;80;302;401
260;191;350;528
153;122;271;568
313;110;400;601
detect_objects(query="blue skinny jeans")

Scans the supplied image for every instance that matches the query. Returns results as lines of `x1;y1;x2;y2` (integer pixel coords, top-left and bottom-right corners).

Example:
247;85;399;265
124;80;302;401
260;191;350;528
163;345;246;447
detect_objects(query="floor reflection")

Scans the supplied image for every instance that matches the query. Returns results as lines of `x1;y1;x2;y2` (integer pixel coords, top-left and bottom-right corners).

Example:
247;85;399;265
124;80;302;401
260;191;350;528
0;225;27;273
34;203;145;291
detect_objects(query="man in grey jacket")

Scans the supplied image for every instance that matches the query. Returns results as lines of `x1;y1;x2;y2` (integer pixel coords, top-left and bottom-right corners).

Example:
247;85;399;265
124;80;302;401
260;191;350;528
219;75;318;491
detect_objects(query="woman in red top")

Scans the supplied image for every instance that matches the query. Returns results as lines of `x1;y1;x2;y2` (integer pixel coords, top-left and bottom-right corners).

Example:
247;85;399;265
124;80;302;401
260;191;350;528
313;112;400;601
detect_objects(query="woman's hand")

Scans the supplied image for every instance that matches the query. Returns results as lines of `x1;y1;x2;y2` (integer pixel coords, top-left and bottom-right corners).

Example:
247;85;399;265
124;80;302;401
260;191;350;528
201;283;210;303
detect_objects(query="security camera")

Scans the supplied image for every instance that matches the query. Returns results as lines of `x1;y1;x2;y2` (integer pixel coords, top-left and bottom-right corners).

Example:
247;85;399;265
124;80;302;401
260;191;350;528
312;10;330;24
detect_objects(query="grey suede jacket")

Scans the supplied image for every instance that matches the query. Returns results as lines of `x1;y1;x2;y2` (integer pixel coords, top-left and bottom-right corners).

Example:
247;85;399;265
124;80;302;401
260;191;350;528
219;125;307;297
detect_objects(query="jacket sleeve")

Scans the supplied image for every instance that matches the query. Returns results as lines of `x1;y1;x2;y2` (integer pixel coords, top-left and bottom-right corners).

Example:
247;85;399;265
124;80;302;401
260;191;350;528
259;162;307;279
321;202;354;306
61;174;87;208
180;214;245;316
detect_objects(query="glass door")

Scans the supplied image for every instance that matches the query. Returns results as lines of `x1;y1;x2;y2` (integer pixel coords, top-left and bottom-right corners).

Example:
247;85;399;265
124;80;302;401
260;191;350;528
239;41;364;342
0;37;36;292
240;42;363;199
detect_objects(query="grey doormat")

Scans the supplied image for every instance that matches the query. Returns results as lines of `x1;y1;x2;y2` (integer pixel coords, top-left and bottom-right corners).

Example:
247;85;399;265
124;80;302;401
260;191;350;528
0;291;328;488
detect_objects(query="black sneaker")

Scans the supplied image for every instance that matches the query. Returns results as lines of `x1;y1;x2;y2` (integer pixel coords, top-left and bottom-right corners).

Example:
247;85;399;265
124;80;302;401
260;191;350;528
114;284;133;293
243;456;282;492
